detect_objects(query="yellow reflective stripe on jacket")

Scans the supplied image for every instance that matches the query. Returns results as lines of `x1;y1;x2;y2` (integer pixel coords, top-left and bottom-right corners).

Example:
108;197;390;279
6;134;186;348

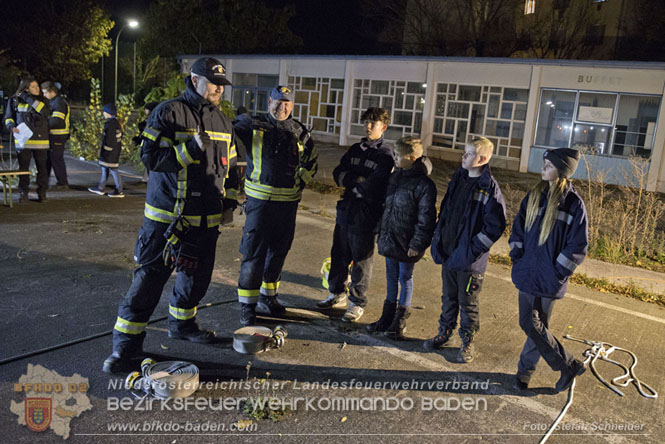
174;167;188;216
114;316;147;335
169;305;197;320
207;214;222;227
174;143;195;168
52;111;66;119
229;143;237;160
50;128;69;135
245;180;300;201
298;167;313;185
5;118;15;125
22;139;50;148
159;136;173;148
225;188;239;201
143;127;160;141
208;131;231;142
144;203;176;223
250;130;263;182
18;104;29;111
32;101;45;112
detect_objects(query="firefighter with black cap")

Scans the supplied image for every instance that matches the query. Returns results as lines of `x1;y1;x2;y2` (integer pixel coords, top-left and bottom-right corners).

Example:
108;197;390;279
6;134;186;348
103;57;242;373
235;85;318;326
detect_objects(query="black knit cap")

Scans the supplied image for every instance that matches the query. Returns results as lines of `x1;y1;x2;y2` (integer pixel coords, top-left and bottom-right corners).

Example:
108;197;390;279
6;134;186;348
543;148;581;179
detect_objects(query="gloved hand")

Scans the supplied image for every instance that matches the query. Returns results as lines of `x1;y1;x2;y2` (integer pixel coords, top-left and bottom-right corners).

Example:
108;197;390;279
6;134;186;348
194;126;211;152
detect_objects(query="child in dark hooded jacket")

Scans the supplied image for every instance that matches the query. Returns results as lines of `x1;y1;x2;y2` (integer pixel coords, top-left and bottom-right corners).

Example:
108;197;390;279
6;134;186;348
368;136;437;339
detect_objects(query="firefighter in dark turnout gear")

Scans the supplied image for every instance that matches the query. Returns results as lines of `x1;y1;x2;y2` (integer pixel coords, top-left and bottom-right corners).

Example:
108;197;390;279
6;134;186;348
235;85;318;326
103;57;241;373
41;81;70;188
4;78;51;202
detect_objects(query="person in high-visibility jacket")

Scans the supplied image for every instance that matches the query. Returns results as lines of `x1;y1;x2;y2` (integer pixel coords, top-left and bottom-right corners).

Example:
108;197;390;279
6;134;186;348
4;77;50;202
41;81;70;189
103;57;241;373
235;85;318;326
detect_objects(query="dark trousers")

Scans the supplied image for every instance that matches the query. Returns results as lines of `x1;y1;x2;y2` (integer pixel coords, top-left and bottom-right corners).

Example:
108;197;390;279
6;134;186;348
385;257;415;307
99;166;123;192
237;197;298;304
517;291;574;380
17;149;48;195
328;223;375;307
438;267;483;338
47;142;68;185
113;218;220;353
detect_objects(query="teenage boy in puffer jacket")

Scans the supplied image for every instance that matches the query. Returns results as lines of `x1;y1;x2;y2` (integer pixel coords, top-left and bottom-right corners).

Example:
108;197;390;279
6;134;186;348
369;136;437;339
425;137;506;363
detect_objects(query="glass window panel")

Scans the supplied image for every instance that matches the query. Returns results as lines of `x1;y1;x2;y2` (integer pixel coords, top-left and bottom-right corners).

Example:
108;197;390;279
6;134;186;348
437;83;448;93
330;90;337;103
331;79;345;89
414;112;423;132
396;81;406;88
511;122;524;145
482;86;489;93
481;93;487;103
371;81;390;95
405;95;415;109
458;85;482;101
232;73;257;86
432;135;454;148
445;119;455;135
394;111;413;126
490;86;501;93
354;79;362;87
501;102;513;120
353;90;361;108
245;90;256;112
503;88;529;102
535;89;576;148
382;96;393;111
351;110;359;124
613;94;660;158
257;75;279;87
350;124;365;136
447;102;469;118
407;82;425;94
448;84;457;93
232;89;244;106
256;90;268;112
288;76;294;84
302;77;317;90
394;88;405;108
325;105;336;118
514;103;527;121
336;106;342;122
434;118;443;133
577;92;617;123
485;119;510;137
363;79;370;88
362;95;380;108
435;95;446;116
295;91;309;103
470;104;485;134
572;123;612;154
322;84;329;102
488;95;500;118
509;147;521;158
457;121;467;144
385;127;404;140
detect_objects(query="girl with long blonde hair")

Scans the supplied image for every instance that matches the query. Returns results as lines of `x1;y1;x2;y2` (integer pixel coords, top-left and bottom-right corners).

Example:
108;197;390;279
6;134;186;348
509;148;589;393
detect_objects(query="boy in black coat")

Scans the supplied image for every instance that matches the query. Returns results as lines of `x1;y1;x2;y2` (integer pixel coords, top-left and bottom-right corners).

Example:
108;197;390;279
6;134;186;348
368;136;437;338
88;103;124;197
316;108;394;323
425;137;506;363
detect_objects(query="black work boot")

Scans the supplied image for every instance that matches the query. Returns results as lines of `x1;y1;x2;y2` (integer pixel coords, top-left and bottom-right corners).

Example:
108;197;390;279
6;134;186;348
168;320;216;344
555;359;587;392
384;305;411;340
102;337;145;374
257;295;286;316
366;300;397;333
240;303;257;326
424;328;454;350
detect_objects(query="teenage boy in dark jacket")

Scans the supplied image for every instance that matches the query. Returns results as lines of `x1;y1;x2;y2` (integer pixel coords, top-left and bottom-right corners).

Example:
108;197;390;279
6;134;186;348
425;137;506;363
368;136;437;338
316;107;394;323
88;103;124;197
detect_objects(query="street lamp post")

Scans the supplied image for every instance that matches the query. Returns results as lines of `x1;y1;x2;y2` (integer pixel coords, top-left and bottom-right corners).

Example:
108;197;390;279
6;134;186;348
114;19;139;102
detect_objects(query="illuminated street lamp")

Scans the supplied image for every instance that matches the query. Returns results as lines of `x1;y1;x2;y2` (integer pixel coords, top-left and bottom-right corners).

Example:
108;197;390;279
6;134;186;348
114;19;139;101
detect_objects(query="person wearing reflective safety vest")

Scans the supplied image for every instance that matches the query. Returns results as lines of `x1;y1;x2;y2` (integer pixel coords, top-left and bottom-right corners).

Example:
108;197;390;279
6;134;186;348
103;57;241;373
235;85;318;326
41;81;70;188
4;77;51;202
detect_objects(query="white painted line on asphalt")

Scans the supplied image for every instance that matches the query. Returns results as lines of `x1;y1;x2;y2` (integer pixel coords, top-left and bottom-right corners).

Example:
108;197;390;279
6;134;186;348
485;271;665;326
296;214;665;326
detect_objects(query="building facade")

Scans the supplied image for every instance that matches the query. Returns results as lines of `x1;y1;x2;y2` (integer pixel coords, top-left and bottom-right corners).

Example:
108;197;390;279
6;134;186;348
178;55;665;192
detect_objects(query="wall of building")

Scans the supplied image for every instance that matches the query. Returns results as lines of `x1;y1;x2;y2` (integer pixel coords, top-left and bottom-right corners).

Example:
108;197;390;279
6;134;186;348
178;55;665;192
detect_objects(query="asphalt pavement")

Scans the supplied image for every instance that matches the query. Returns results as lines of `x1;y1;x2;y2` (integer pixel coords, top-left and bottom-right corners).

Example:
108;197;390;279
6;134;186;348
0;147;664;443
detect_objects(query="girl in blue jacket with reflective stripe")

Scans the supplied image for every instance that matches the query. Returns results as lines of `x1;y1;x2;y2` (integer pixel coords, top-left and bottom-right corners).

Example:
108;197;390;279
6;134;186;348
509;148;588;393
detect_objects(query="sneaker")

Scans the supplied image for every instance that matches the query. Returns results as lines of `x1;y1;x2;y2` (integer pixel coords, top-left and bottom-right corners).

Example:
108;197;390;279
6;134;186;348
168;326;216;344
240;303;257;326
108;189;125;198
423;329;454;350
257;295;286;316
555;359;586;392
342;302;364;322
316;293;348;309
458;341;475;363
88;186;105;195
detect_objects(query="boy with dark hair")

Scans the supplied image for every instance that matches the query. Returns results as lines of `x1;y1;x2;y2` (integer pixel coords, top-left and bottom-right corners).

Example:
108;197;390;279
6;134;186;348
41;81;70;189
425;137;506;363
316;107;394;323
